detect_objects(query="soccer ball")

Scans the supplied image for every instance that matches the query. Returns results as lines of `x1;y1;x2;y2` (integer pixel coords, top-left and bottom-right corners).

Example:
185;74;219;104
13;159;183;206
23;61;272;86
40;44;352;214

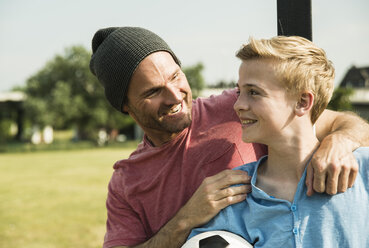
182;231;253;248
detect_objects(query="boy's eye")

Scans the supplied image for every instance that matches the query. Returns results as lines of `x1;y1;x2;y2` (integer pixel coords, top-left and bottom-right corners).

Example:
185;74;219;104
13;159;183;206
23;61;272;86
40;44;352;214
236;88;240;95
248;89;258;95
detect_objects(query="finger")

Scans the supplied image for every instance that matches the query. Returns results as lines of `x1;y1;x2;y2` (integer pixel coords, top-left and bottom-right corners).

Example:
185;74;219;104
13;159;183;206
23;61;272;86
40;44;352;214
216;193;248;210
337;166;350;193
325;165;340;195
207;170;249;183
305;163;314;196
348;167;358;188
213;170;251;188
313;167;327;193
217;184;251;200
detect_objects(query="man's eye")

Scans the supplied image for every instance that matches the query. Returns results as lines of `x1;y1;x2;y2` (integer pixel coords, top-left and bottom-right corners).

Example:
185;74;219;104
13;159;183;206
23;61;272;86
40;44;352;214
172;72;179;80
145;89;160;97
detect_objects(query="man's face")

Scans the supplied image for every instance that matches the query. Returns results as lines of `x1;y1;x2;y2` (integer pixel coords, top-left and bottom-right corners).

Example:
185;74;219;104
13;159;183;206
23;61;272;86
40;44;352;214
124;51;193;145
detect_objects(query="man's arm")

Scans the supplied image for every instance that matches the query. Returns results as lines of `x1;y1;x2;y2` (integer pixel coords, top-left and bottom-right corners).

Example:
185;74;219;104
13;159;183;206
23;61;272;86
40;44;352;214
111;170;251;248
306;109;369;196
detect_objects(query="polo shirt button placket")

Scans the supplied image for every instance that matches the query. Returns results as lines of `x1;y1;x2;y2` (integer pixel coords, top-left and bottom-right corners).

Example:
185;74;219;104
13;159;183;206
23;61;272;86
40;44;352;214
289;203;301;247
291;204;300;246
291;204;297;212
292;227;300;248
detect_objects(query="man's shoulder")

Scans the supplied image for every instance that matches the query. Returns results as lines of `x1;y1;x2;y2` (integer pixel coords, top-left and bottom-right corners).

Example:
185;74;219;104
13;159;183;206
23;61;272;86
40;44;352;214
113;140;156;168
193;89;237;111
195;88;237;101
191;89;239;127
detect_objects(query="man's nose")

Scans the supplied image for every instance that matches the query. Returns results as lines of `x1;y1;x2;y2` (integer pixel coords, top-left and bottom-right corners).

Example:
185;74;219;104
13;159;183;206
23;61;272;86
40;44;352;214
164;85;182;104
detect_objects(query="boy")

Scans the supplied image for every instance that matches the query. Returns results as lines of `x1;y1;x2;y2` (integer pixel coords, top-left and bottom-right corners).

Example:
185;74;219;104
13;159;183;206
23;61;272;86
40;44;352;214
188;36;369;247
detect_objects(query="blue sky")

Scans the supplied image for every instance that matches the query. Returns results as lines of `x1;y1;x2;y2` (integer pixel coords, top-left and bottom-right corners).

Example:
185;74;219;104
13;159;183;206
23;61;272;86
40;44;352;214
0;0;368;92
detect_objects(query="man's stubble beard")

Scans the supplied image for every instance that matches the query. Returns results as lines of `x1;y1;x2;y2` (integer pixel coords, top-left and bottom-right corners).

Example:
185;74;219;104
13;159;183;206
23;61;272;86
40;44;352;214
129;104;192;134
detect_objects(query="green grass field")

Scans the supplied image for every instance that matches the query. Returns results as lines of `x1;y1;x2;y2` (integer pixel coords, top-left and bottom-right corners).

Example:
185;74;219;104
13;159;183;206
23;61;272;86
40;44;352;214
0;146;135;248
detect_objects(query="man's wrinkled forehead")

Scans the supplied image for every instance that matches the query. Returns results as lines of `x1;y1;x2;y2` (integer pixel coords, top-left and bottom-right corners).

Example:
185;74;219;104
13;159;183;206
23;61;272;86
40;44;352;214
127;52;180;98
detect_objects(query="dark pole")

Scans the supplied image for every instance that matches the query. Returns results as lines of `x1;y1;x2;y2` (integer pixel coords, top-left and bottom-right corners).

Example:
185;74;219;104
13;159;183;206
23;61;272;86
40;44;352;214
277;0;312;41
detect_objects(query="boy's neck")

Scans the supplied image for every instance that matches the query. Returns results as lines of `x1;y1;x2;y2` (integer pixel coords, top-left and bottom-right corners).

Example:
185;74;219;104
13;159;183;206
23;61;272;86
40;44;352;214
256;127;319;202
266;138;319;178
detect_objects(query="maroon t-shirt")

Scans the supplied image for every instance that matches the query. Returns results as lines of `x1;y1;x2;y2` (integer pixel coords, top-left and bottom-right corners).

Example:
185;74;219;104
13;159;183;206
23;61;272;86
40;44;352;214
103;89;267;247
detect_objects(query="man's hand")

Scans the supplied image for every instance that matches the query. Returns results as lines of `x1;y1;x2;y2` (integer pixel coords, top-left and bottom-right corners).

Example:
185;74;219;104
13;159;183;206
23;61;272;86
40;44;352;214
119;170;251;248
306;134;359;196
179;169;251;228
307;109;369;196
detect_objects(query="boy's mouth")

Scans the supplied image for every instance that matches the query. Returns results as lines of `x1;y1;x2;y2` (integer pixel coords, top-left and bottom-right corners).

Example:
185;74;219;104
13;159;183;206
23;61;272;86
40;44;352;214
241;119;257;125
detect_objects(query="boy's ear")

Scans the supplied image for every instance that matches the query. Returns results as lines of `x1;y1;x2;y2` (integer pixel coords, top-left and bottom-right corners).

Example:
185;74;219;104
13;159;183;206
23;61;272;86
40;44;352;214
295;92;314;117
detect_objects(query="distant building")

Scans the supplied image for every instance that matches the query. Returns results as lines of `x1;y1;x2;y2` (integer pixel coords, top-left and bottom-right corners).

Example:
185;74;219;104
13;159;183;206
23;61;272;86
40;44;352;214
340;66;369;88
339;66;369;120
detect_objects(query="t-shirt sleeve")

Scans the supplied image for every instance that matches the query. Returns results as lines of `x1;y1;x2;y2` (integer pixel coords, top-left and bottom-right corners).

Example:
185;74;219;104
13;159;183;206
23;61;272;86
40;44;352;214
103;172;147;248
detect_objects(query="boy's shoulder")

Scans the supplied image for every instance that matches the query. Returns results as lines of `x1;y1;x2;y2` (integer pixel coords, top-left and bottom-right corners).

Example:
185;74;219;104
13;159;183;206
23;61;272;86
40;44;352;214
354;147;369;166
354;147;369;157
353;147;369;173
233;155;267;175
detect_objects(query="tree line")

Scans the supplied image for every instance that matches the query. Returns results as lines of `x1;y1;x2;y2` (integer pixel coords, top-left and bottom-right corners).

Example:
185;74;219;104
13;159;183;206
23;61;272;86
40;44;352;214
0;45;353;142
2;46;207;142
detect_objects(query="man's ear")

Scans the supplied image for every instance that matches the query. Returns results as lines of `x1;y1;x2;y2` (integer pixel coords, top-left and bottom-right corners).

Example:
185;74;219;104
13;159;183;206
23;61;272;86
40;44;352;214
295;92;314;117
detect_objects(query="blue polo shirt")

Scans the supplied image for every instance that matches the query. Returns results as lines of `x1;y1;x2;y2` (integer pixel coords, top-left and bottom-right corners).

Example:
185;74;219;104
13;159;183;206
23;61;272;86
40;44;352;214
189;147;369;248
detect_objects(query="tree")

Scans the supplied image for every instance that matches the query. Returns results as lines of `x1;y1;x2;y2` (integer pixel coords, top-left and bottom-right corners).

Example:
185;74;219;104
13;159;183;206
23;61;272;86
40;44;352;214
183;63;206;98
23;46;134;141
210;80;237;89
327;87;354;111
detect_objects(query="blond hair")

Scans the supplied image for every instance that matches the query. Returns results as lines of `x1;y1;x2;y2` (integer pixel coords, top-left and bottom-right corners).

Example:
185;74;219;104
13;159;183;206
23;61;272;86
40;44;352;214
236;36;334;123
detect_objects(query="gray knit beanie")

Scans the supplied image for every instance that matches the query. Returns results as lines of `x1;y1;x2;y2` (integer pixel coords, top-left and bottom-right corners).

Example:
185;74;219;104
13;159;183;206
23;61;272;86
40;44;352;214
89;27;181;113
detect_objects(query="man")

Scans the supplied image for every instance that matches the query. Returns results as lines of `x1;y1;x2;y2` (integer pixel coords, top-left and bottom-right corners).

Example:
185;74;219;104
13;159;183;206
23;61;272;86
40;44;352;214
89;27;369;248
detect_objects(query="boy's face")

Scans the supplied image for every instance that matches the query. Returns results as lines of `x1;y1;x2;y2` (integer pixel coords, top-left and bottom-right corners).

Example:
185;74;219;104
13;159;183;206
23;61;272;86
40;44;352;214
233;58;297;144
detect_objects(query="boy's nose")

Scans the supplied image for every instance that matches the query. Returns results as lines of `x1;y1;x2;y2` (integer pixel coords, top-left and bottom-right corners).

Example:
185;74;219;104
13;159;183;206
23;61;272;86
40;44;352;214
233;95;249;114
